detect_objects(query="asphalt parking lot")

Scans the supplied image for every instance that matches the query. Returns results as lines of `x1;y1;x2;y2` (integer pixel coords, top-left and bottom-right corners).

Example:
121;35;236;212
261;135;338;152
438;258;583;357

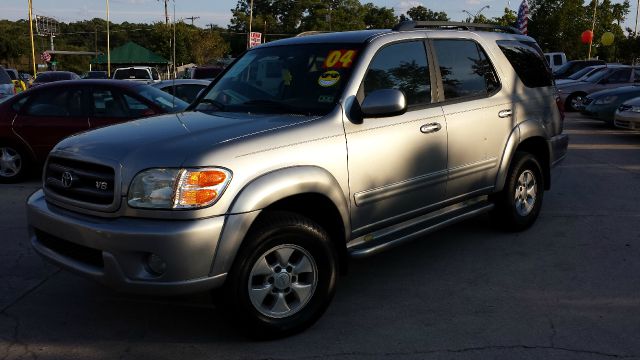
1;112;639;360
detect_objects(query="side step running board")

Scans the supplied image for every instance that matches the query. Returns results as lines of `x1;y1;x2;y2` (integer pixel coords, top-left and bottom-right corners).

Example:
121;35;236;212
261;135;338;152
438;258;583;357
348;198;494;258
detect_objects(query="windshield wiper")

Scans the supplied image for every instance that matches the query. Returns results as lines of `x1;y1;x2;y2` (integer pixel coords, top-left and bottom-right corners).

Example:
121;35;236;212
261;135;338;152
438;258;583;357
242;99;309;115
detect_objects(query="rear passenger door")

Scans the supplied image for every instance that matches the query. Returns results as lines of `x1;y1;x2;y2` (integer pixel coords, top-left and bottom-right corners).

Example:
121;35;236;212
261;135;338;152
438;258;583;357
12;87;89;160
431;38;509;199
345;40;448;232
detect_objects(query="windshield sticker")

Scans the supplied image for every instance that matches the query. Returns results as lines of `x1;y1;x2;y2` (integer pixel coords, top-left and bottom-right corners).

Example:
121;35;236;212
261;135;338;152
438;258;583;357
323;50;357;69
318;95;334;103
318;71;340;87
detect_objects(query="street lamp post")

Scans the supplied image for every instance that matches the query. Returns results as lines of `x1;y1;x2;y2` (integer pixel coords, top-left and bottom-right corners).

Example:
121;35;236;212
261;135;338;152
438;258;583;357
463;5;491;22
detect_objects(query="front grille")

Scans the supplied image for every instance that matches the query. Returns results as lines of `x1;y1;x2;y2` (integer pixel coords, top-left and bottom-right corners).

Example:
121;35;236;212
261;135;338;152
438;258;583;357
35;229;104;268
45;157;115;205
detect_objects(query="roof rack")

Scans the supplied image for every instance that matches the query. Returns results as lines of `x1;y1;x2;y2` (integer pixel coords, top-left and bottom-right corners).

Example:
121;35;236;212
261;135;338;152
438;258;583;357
392;21;522;35
295;31;332;37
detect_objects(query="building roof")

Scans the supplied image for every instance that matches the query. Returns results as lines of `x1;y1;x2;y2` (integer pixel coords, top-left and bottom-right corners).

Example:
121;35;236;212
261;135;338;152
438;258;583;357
91;41;168;65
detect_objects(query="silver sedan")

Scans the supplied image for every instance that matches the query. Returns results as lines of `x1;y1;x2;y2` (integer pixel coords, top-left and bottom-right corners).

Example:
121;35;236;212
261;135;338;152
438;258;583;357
614;96;640;130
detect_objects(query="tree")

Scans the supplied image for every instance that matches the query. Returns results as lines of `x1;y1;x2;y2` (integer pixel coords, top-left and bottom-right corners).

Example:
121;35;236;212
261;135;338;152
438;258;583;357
403;5;449;22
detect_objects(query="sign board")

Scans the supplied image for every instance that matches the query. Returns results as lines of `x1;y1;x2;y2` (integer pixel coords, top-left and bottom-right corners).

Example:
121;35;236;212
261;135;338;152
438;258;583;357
41;51;51;63
248;32;262;48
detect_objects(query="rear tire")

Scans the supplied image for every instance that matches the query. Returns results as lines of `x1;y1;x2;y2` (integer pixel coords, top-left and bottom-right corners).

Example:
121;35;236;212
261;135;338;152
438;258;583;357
0;144;29;183
224;211;338;339
494;152;544;231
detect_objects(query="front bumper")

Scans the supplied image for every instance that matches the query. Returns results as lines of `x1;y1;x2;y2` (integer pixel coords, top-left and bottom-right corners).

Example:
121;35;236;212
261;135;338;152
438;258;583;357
614;112;640;130
549;133;569;167
27;189;228;295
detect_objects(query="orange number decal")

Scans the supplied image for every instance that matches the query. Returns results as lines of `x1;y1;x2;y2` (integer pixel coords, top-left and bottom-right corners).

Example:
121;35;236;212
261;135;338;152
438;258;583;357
324;50;357;68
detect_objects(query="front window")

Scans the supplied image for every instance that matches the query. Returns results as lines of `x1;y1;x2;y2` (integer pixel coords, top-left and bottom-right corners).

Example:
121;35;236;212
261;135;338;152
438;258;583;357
194;43;362;116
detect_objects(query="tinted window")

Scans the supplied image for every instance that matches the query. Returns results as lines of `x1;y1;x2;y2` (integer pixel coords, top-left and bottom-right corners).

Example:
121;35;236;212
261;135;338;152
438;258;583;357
567;66;597;80
553;54;563;66
192;67;223;79
607;68;631;83
92;89;128;118
363;41;431;106
434;39;499;99
25;88;83;117
114;69;151;80
123;94;154;117
497;40;553;88
0;68;13;84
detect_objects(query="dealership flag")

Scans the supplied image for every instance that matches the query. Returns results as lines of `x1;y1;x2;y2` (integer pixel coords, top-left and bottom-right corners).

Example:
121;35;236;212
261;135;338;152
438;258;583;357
516;0;530;35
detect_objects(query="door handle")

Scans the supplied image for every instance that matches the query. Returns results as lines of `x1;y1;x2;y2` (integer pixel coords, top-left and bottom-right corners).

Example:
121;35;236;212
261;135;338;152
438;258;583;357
498;109;512;118
420;123;442;134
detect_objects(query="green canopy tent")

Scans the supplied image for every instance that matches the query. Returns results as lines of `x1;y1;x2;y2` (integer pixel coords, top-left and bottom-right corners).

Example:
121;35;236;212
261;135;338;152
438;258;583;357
91;41;169;75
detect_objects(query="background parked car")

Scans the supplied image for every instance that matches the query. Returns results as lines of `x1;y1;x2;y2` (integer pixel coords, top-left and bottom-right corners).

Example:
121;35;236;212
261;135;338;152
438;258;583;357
112;66;161;84
578;85;640;124
555;65;605;86
4;68;27;92
544;52;567;72
614;96;640;130
19;73;34;87
554;59;606;79
0;67;14;102
189;65;224;80
30;71;81;89
557;65;636;111
0;79;188;182
83;71;109;79
152;79;210;104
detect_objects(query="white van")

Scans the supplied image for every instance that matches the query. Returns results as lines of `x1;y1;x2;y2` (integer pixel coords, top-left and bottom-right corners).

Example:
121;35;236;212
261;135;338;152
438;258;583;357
544;52;567;72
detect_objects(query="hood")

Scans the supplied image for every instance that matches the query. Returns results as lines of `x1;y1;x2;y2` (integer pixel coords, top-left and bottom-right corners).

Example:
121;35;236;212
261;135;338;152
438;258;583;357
52;111;319;169
586;85;640;99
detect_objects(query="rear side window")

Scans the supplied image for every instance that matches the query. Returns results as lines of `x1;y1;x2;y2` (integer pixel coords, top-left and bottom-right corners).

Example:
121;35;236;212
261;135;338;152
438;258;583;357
114;69;151;80
24;88;84;117
433;39;500;100
607;68;631;83
497;40;553;88
553;54;563;66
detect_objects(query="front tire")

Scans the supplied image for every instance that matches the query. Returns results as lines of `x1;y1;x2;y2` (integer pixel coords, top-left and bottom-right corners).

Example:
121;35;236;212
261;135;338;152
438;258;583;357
494;152;544;231
225;211;338;339
565;93;584;112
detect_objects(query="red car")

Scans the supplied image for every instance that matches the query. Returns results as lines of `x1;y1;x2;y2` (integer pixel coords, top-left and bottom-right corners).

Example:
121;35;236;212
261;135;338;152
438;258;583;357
0;79;188;182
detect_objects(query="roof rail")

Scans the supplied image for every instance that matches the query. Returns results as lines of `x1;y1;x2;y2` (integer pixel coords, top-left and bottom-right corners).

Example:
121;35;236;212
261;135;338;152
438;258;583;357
392;21;522;35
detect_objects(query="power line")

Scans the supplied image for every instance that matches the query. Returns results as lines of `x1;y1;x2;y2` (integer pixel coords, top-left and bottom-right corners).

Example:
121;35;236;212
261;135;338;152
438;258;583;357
185;16;200;26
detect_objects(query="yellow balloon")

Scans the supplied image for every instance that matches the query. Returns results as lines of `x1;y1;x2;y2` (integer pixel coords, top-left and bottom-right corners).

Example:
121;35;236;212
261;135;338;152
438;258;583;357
601;32;614;46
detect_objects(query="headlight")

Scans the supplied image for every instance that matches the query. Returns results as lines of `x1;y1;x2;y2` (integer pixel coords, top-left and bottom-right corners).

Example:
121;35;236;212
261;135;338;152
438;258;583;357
631;106;640;113
594;95;618;105
128;167;232;209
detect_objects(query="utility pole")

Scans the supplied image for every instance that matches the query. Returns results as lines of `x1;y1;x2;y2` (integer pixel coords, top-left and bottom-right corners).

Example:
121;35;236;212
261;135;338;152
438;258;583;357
157;0;169;25
206;23;215;32
635;0;639;36
185;16;200;26
248;0;254;49
28;0;36;76
588;0;598;59
106;0;111;76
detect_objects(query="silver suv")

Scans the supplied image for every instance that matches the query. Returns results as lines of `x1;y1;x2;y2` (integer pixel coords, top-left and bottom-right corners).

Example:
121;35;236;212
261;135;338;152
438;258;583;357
27;21;568;338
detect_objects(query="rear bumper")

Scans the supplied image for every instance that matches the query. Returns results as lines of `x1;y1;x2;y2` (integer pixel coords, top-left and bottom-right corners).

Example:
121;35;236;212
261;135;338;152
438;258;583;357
549;133;569;167
27;189;228;295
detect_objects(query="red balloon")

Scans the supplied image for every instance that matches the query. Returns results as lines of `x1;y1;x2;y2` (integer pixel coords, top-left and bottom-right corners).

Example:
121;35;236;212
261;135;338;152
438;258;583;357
581;30;594;44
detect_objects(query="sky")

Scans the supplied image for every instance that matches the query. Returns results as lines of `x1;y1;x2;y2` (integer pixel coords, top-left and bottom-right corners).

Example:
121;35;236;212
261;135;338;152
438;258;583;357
1;0;637;32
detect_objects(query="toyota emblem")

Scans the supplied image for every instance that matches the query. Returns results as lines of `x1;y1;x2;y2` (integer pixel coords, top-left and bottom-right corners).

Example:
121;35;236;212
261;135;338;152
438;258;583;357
61;171;74;188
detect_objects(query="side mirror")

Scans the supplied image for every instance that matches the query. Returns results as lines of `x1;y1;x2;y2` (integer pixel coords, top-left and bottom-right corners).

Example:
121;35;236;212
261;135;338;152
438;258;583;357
361;89;407;118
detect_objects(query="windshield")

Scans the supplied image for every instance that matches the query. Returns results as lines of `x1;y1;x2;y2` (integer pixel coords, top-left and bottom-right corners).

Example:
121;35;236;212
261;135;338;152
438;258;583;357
194;43;362;115
568;66;598;80
135;85;189;112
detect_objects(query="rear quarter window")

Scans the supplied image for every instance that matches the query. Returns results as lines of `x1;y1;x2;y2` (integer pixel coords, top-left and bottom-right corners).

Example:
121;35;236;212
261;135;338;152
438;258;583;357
497;40;553;88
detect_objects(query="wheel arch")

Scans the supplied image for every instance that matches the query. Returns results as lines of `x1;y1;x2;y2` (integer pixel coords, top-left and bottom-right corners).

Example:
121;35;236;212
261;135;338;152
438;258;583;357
495;121;551;192
210;166;351;277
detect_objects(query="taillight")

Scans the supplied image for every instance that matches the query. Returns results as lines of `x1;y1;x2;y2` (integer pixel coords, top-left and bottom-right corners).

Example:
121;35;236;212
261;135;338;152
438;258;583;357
553;86;565;121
